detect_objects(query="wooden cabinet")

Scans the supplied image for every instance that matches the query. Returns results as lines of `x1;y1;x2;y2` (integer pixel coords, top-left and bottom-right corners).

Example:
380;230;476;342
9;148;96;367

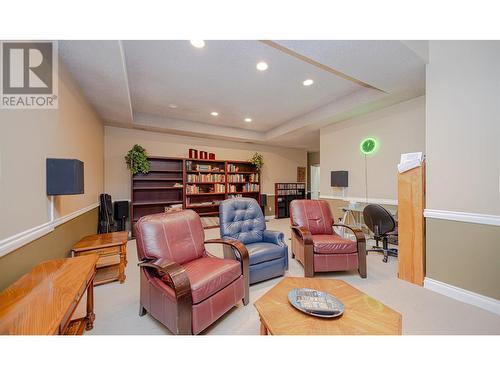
72;232;128;285
398;162;425;285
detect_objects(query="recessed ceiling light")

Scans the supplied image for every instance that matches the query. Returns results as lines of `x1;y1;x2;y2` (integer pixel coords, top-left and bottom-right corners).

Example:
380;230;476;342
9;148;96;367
256;62;268;71
303;79;314;86
211;112;219;116
168;104;178;109
190;40;205;48
244;118;252;123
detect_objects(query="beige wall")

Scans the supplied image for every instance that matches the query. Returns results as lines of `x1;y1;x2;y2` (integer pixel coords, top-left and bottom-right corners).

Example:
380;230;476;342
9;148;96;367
0;208;98;290
54;64;105;217
426;218;500;299
0;62;104;240
0;59;104;288
104;126;307;206
426;41;500;215
320;96;425;201
0;103;57;238
425;41;500;299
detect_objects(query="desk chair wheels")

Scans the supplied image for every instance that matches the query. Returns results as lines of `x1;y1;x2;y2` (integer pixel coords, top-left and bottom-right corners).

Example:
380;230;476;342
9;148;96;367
366;237;398;262
366;247;398;262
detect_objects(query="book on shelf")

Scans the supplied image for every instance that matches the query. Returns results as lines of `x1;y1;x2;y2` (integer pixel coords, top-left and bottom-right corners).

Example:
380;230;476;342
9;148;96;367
249;173;259;182
227;173;259;182
277;189;303;195
186;184;225;194
226;164;239;172
243;183;259;192
186;160;223;172
186;174;225;183
228;183;259;193
276;183;305;190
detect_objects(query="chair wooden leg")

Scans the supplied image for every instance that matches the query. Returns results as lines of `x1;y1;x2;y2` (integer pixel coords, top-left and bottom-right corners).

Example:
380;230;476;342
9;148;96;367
243;284;250;306
304;257;314;278
357;234;367;278
305;267;314;278
139;305;147;316
304;243;314;278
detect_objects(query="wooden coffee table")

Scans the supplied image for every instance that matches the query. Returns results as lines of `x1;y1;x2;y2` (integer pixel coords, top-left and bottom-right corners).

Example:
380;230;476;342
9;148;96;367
254;277;402;335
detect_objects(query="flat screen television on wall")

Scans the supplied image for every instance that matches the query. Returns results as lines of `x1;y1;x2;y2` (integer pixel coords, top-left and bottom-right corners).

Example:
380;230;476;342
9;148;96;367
331;171;348;187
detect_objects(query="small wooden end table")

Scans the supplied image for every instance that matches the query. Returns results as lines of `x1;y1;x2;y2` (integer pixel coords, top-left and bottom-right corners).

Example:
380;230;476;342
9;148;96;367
0;254;98;335
72;231;128;285
254;277;402;335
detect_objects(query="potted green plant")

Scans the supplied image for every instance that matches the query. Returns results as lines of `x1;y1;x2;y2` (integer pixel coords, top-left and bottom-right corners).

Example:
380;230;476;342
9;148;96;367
125;144;151;174
249;152;264;171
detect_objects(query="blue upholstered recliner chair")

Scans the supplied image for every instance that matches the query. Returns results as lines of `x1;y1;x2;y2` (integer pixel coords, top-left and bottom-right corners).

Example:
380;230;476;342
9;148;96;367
219;198;288;284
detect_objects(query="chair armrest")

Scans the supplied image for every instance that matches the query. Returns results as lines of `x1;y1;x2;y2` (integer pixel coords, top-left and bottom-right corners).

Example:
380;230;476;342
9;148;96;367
138;259;191;302
290;225;313;245
204;238;249;305
204;238;249;265
332;224;366;244
263;230;286;246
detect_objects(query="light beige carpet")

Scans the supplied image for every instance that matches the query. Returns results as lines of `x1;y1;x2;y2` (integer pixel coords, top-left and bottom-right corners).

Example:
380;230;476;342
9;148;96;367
87;218;500;335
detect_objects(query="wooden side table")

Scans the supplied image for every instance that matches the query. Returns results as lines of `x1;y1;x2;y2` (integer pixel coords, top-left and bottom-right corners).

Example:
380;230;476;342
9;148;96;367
72;231;129;285
0;255;98;335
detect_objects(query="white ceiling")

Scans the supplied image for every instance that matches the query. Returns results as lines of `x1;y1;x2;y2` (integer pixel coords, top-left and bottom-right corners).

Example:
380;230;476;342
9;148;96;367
59;40;427;151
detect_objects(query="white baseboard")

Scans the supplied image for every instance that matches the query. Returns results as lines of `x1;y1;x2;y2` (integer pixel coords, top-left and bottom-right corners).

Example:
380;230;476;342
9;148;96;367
424;209;500;226
424;277;500;315
320;195;398;206
0;202;99;258
265;215;276;220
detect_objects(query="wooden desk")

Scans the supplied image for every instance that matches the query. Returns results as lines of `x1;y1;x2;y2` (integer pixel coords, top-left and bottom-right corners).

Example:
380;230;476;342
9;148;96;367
72;231;128;285
0;254;98;335
254;277;402;335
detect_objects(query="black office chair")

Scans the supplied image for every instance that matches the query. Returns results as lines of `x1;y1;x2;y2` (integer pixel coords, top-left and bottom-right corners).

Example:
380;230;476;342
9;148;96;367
362;204;398;263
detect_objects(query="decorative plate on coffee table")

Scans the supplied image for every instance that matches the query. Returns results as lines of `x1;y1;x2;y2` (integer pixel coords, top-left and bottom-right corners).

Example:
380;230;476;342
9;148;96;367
288;288;344;318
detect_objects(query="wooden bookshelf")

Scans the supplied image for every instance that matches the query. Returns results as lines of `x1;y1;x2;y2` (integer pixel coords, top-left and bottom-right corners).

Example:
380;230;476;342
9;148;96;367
131;157;261;232
185;159;260;227
131;157;184;236
274;183;306;219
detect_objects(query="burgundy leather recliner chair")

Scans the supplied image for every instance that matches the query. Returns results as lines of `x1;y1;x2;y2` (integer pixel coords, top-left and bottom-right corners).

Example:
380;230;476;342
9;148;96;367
290;200;367;278
135;209;249;335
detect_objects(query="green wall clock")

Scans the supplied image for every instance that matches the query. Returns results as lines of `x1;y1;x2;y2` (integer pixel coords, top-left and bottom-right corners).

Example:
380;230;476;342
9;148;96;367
360;137;377;155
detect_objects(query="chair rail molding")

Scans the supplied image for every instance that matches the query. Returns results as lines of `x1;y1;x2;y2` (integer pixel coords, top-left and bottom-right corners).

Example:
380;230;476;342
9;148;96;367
0;202;99;258
424;277;500;315
320;195;398;206
424;209;500;226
